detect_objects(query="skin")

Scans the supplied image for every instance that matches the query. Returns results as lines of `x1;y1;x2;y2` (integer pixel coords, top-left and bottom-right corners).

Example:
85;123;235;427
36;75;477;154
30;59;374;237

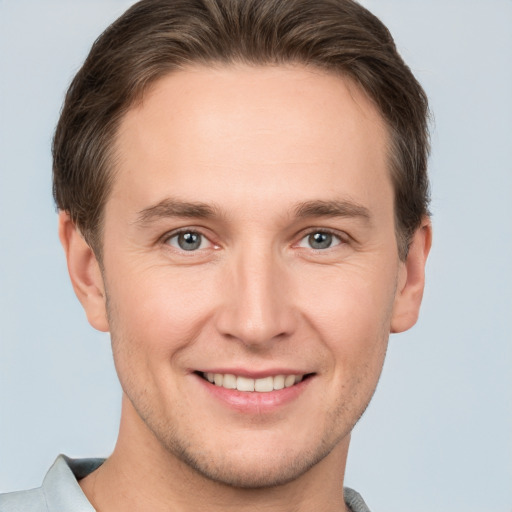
60;64;431;512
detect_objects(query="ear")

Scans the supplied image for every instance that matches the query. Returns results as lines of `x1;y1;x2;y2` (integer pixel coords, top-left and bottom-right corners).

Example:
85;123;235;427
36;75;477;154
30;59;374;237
58;211;109;332
390;217;432;333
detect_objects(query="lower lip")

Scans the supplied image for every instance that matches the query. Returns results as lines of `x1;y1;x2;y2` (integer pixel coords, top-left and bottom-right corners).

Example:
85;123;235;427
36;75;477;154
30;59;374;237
194;374;313;413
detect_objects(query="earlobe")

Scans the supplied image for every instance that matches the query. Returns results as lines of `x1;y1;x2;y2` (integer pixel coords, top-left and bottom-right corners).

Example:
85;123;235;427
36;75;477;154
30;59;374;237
58;211;110;332
390;217;432;333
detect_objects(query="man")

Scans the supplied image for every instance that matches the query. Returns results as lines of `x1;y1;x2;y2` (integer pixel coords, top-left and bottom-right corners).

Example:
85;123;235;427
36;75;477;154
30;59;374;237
0;0;431;510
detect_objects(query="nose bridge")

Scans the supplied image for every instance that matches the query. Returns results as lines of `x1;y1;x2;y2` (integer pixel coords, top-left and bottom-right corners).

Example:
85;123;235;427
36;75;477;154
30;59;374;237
216;240;296;347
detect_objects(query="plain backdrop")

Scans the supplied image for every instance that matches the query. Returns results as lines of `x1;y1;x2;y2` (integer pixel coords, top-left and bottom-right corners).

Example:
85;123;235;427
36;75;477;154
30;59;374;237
1;1;511;511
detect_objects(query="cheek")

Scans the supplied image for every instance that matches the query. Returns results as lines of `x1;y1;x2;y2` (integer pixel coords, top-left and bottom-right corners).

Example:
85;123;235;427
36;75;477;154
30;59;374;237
106;265;219;364
296;262;397;363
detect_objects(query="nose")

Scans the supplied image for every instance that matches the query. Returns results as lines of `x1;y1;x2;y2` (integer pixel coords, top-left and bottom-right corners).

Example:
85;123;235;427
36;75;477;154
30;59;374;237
214;245;298;350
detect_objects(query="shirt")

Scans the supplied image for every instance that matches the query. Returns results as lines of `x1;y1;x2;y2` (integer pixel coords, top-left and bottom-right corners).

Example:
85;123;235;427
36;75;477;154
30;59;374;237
0;455;371;511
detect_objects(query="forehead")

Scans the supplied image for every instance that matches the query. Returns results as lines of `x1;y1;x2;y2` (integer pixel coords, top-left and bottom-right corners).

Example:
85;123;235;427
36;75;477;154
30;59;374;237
111;64;392;220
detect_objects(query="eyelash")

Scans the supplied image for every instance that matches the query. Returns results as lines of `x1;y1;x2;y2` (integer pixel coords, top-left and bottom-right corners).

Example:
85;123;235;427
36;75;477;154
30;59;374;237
295;228;347;251
161;227;348;254
163;228;215;252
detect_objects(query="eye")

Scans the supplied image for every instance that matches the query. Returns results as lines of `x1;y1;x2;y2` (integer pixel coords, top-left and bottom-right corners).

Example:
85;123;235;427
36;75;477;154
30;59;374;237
298;231;343;250
166;230;211;251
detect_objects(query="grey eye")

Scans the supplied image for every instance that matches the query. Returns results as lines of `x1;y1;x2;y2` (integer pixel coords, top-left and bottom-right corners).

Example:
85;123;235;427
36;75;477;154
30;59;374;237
308;232;333;249
168;231;206;251
298;231;343;250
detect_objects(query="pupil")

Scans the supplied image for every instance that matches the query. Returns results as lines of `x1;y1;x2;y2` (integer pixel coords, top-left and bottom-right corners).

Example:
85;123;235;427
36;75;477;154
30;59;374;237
309;232;332;249
179;232;201;251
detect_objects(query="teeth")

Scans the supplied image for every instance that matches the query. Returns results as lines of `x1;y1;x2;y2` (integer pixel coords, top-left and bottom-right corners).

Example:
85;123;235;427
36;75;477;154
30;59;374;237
203;373;306;392
284;375;296;388
254;376;273;392
236;376;255;392
273;375;285;390
223;374;237;389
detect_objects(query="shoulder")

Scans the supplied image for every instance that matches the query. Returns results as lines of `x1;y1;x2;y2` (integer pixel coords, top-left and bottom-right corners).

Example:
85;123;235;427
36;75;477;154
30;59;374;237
0;487;48;512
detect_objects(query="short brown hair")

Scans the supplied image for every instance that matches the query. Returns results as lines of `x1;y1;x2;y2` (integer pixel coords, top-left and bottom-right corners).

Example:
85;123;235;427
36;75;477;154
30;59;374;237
53;0;430;260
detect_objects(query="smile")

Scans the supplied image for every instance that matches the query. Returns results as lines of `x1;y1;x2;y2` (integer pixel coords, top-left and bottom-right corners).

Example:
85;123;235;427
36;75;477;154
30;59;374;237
201;372;306;392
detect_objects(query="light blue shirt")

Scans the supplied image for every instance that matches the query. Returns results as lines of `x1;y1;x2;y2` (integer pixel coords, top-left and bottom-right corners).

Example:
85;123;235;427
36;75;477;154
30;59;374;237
0;456;100;512
0;455;371;511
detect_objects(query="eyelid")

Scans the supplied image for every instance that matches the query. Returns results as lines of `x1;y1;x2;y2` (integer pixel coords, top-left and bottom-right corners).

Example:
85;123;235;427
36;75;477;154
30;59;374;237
161;227;217;251
158;225;349;253
295;227;348;249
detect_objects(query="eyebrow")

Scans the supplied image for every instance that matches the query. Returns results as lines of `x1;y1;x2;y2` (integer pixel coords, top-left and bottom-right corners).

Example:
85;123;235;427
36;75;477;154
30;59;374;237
135;198;221;225
135;197;371;225
294;199;371;223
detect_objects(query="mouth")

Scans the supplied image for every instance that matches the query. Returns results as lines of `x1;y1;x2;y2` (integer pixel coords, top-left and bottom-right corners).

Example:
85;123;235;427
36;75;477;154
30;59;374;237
197;372;313;393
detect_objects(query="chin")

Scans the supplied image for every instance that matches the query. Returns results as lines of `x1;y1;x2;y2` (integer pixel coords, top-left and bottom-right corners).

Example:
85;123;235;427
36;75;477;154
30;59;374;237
171;442;333;489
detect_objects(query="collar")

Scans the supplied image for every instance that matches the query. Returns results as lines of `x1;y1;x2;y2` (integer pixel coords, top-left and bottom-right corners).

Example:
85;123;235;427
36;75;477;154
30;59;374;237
42;454;104;511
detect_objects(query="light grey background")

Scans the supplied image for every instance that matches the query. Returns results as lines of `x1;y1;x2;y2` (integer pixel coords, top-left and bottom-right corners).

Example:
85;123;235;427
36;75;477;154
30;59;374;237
1;1;511;511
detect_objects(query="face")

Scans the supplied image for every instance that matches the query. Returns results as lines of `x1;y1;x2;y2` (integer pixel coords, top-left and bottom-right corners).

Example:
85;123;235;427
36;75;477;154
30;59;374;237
84;65;416;487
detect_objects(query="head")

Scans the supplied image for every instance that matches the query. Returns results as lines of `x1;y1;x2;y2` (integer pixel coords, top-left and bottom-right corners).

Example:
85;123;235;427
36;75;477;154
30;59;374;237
55;0;432;492
53;0;430;262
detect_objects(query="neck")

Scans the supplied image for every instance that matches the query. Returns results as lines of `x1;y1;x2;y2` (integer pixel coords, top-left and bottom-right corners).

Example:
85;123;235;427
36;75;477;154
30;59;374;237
80;396;351;512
